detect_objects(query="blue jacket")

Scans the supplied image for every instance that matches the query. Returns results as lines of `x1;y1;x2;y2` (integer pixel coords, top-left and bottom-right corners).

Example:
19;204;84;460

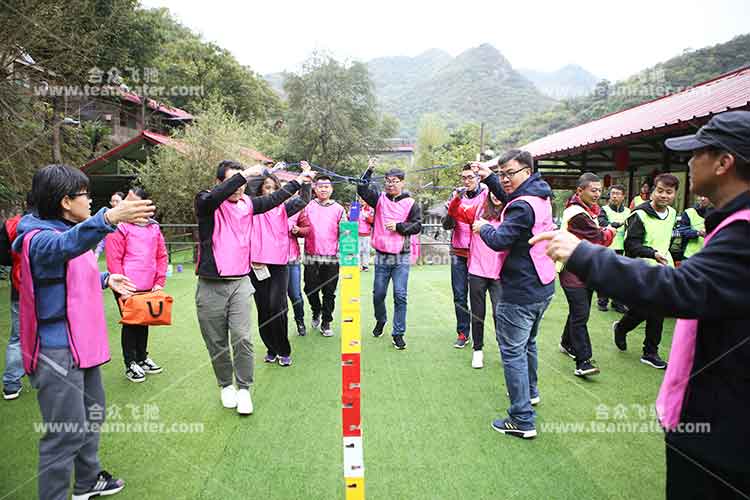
479;173;555;304
13;209;115;348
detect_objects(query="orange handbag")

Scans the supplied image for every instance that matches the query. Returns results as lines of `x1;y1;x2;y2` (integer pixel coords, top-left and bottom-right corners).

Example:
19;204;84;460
118;291;173;326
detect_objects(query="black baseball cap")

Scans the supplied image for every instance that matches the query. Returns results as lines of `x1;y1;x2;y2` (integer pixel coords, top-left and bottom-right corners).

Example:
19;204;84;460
665;110;750;161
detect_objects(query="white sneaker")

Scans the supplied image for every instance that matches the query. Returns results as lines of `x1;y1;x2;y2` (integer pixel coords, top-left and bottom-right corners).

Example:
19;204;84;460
471;350;484;369
220;385;237;409
236;388;253;415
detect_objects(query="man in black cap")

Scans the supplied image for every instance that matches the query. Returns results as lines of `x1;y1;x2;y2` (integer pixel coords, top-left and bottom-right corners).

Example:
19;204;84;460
530;110;750;499
358;159;422;349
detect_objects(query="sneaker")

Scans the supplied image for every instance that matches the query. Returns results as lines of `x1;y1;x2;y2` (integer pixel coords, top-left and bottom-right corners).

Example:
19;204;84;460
641;352;667;369
613;320;627;351
613;303;629;314
372;321;386;338
321;322;334;337
597;303;609;312
296;319;307;336
220;385;238;409
138;357;162;374
559;343;576;359
125;362;145;383
574;359;601;377
471;350;484;369
2;386;22;400
453;332;470;349
72;470;125;499
392;335;406;350
491;418;537;439
312;315;321;330
236;388;253;415
278;355;292;367
263;354;278;363
530;395;541;406
361;266;369;272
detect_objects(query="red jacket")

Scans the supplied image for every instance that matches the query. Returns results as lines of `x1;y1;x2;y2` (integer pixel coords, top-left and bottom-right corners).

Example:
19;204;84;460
3;215;22;293
561;195;614;287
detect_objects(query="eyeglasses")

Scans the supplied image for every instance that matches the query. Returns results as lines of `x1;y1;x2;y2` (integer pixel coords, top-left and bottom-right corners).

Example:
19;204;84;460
497;167;529;180
460;175;477;182
384;178;403;185
67;191;91;199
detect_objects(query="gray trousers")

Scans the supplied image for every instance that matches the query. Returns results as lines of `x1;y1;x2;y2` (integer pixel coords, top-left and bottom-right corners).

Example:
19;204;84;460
196;277;255;389
30;347;105;500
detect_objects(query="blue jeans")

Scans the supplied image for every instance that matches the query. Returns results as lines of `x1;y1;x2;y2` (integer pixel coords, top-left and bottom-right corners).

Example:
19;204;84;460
3;298;24;391
451;255;470;335
373;252;411;336
495;296;552;428
287;262;304;322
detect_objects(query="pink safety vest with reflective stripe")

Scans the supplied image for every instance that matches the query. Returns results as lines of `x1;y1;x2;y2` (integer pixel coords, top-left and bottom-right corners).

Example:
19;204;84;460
19;230;110;374
212;195;254;276
497;195;556;285
468;207;502;279
451;189;488;250
372;193;415;254
287;212;302;262
305;201;344;256
251;204;290;265
656;209;750;431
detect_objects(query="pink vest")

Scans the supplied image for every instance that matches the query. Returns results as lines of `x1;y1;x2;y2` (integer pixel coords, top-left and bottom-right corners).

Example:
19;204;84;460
107;222;167;291
451;189;487;250
497;195;556;285
213;195;254;276
468;207;502;279
305;201;345;256
19;230;110;373
372;193;415;254
251;204;290;265
410;235;420;265
358;206;373;236
287;212;302;262
656;209;750;431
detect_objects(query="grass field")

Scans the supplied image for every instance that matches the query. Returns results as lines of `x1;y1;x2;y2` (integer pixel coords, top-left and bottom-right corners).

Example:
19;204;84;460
0;264;672;499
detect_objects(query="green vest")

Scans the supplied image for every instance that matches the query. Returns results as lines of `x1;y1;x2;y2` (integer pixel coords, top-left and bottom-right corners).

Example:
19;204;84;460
683;207;705;258
603;204;630;251
632;206;677;267
631;195;647;208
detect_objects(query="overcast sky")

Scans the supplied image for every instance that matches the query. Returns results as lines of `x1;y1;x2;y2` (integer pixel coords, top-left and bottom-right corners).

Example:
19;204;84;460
140;0;748;82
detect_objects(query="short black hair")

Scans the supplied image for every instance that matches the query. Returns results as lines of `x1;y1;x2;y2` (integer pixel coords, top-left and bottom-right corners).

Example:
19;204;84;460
384;168;405;180
498;149;534;171
462;162;473;172
314;174;333;183
577;172;601;189
654;173;680;190
255;174;281;196
216;160;244;181
32;164;90;220
129;187;148;199
610;184;626;194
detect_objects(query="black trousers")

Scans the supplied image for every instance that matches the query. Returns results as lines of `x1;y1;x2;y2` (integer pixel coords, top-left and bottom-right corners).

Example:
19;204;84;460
303;260;339;324
114;291;150;367
560;286;594;362
616;305;663;354
597;250;625;308
251;264;291;357
468;274;502;351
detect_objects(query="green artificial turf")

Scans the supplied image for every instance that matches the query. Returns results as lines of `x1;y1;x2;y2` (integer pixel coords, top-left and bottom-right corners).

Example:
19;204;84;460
0;264;671;499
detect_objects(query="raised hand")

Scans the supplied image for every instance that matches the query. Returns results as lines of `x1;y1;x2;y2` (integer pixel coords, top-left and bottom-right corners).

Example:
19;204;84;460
106;199;155;226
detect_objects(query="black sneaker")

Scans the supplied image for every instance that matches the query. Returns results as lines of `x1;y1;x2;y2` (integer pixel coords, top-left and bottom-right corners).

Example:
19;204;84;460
138;357;162;374
72;470;125;499
559;342;576;359
597;302;609;312
641;352;667;369
321;322;334;337
372;321;386;338
125;362;146;383
392;335;406;350
613;303;629;314
574;359;601;377
311;315;321;330
2;386;22;400
613;320;627;351
296;319;307;336
491;418;537;439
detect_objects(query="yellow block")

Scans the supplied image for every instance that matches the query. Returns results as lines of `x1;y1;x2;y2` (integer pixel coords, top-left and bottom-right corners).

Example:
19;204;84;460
344;477;365;500
340;267;361;298
341;313;362;354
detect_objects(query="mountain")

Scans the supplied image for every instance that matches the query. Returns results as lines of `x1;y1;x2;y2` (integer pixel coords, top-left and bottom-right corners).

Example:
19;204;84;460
496;33;750;151
367;44;556;137
519;64;599;99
